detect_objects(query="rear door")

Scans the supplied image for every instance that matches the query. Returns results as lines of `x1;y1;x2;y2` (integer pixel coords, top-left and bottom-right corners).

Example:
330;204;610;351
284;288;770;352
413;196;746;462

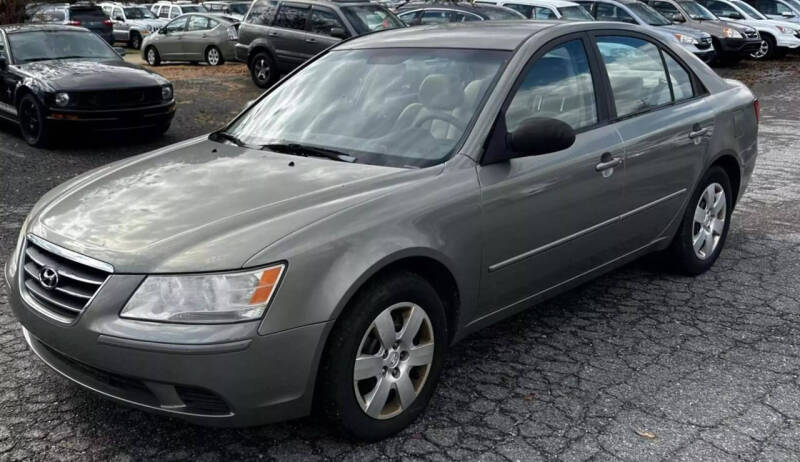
306;6;347;53
270;2;312;69
478;34;629;317
590;32;713;252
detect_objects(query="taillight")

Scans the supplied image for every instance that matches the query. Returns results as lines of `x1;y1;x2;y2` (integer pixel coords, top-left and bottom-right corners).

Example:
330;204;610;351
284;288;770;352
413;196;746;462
67;20;81;26
754;99;760;124
227;25;238;41
103;19;113;25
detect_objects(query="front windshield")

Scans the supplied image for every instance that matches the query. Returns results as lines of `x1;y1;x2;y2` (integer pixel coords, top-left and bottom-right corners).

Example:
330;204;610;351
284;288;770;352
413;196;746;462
732;0;766;18
230;2;250;14
784;0;800;12
679;1;717;19
181;5;207;12
628;3;672;25
8;31;118;63
222;48;510;168
340;6;404;33
558;5;594;19
482;6;527;18
124;7;157;19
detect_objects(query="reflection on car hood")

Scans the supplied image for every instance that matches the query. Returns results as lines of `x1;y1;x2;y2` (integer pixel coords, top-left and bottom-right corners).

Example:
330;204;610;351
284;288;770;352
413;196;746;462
14;59;168;91
659;24;712;39
127;18;169;29
27;138;430;273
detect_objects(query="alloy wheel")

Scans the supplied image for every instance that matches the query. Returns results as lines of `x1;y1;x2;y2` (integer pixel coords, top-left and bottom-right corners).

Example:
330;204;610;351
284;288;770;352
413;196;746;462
751;40;769;59
208;48;220;66
132;34;141;49
147;48;157;65
20;99;40;142
254;57;270;83
692;183;726;260
353;302;435;420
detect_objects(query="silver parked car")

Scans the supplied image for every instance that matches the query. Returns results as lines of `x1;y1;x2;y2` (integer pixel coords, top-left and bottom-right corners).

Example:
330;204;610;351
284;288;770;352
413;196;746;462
141;13;239;65
6;21;758;441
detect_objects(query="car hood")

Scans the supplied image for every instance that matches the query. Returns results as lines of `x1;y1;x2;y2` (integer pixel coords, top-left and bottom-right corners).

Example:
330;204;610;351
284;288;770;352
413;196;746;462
657;24;711;39
129;18;168;29
14;59;168;92
761;17;800;30
27;138;432;273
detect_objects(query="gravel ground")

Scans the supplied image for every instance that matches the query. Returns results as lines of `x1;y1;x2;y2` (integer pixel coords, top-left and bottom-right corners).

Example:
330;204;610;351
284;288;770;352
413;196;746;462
0;56;799;461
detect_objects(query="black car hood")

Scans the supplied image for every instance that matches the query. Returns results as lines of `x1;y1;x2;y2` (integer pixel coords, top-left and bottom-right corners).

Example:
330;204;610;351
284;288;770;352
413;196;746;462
14;59;168;92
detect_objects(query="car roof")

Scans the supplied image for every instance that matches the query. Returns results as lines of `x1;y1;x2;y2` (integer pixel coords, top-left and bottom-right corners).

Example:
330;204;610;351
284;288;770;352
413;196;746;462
0;24;89;34
397;1;523;14
496;0;582;6
338;21;558;50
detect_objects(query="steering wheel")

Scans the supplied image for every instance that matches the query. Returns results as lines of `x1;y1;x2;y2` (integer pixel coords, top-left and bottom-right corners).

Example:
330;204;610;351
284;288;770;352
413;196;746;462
413;112;466;131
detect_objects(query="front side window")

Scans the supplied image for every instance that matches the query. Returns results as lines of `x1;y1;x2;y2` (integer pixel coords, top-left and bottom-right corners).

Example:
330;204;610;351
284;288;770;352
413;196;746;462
165;16;188;32
222;48;509;168
595;3;637;22
340;5;403;33
309;6;347;36
627;2;672;24
597;36;671;117
246;0;279;25
731;0;767;18
702;0;740;16
558;6;595;19
651;0;681;17
534;6;558;18
112;7;125;20
663;52;694;101
506;40;598;131
775;0;796;14
0;33;7;60
274;3;310;30
504;3;534;17
8;30;118;63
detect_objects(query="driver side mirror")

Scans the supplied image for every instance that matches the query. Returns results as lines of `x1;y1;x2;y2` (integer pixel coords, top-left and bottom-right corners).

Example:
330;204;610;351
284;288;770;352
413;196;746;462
508;118;575;157
670;12;685;22
330;27;348;39
0;56;7;71
727;11;743;19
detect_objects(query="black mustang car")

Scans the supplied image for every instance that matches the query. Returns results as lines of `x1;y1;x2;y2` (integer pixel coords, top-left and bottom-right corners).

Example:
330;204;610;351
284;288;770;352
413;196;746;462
0;24;175;147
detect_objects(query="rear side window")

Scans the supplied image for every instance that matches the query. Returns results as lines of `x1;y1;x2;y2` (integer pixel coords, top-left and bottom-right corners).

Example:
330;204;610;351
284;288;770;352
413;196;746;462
663;52;694;101
273;3;310;30
187;15;211;31
534;6;558;18
596;36;671;117
397;10;421;25
595;3;636;22
309;6;347;36
419;10;452;24
246;0;279;25
341;5;403;32
504;3;534;17
506;39;598;131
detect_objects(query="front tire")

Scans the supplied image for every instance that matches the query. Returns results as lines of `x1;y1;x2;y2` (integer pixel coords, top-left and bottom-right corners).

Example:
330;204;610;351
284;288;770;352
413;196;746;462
667;166;733;275
317;272;448;441
751;35;775;60
18;94;50;148
249;51;276;88
145;46;161;66
205;46;224;66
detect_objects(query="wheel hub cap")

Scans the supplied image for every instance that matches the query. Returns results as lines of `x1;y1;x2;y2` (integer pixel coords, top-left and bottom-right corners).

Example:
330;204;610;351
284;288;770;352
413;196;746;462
692;182;726;260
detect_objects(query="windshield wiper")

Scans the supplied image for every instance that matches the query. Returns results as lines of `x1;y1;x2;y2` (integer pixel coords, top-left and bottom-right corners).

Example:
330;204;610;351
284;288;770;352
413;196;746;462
209;131;250;147
262;142;357;163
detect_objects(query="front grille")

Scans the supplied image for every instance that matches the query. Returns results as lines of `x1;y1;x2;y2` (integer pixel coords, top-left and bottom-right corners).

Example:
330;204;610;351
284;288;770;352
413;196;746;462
21;237;110;322
697;37;712;50
73;87;163;109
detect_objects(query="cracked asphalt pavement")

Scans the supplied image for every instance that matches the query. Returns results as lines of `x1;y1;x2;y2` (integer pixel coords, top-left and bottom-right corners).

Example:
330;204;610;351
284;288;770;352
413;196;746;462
1;58;799;461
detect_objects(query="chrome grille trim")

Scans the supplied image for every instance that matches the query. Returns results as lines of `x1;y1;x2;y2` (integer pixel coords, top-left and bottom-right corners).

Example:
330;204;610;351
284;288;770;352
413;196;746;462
19;235;112;324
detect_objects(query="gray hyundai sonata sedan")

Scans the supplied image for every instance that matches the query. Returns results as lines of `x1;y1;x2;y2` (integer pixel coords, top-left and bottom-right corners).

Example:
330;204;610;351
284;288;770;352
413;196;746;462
5;21;758;440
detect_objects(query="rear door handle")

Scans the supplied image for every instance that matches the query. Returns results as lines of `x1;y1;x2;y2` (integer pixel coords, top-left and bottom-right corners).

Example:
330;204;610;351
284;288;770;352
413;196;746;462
595;157;623;172
689;127;708;139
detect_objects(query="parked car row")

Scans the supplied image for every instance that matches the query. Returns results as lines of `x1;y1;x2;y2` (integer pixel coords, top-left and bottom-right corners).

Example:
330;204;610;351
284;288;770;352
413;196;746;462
4;19;758;442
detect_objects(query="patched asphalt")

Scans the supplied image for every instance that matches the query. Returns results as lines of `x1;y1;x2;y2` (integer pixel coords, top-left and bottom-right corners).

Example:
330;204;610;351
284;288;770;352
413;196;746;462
0;58;799;461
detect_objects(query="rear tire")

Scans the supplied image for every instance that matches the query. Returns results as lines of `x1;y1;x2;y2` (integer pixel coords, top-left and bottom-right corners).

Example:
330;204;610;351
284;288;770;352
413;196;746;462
205;46;224;66
667;166;733;275
129;32;142;50
145;46;161;66
249;51;276;88
317;271;448;441
17;94;51;148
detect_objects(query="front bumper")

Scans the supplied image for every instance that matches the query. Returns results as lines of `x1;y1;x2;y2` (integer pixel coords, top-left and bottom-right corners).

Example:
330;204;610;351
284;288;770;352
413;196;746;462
5;258;330;427
775;34;800;48
717;37;763;56
45;101;176;132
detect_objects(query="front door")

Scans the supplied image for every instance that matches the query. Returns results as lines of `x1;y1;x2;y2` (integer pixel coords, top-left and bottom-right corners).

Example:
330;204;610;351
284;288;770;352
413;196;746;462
160;16;189;59
592;33;712;252
478;35;628;319
182;15;214;59
304;6;346;56
269;2;312;70
0;32;17;119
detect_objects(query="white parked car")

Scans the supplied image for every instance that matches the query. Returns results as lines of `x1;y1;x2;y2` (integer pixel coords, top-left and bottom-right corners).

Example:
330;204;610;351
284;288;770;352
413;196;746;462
477;0;595;19
203;1;250;21
700;0;800;57
151;1;208;19
100;2;168;49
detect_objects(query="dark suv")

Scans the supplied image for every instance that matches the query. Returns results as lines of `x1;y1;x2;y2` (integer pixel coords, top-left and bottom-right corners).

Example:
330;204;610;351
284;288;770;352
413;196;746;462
28;3;114;43
236;0;404;87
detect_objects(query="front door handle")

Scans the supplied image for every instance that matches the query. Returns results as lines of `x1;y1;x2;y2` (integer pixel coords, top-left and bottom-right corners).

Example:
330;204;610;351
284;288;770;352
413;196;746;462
595;156;623;172
689;127;708;139
305;38;317;43
267;31;279;37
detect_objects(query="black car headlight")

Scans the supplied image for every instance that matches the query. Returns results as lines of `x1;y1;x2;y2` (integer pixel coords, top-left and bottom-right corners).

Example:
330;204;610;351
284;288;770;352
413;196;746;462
54;92;70;107
161;84;173;101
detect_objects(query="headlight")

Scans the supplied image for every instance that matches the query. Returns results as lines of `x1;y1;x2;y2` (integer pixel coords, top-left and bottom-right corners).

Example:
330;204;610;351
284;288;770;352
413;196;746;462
7;223;28;279
675;34;698;45
161;84;173;100
776;25;793;34
724;27;743;38
54;92;70;107
121;264;285;323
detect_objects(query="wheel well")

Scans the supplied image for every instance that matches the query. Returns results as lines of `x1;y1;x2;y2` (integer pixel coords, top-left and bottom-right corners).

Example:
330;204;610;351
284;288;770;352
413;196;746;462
760;31;775;43
711;154;741;207
14;87;34;108
356;257;461;343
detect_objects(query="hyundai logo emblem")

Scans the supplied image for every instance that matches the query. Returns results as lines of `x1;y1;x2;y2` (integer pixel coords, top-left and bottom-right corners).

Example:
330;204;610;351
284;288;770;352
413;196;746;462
39;266;59;290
